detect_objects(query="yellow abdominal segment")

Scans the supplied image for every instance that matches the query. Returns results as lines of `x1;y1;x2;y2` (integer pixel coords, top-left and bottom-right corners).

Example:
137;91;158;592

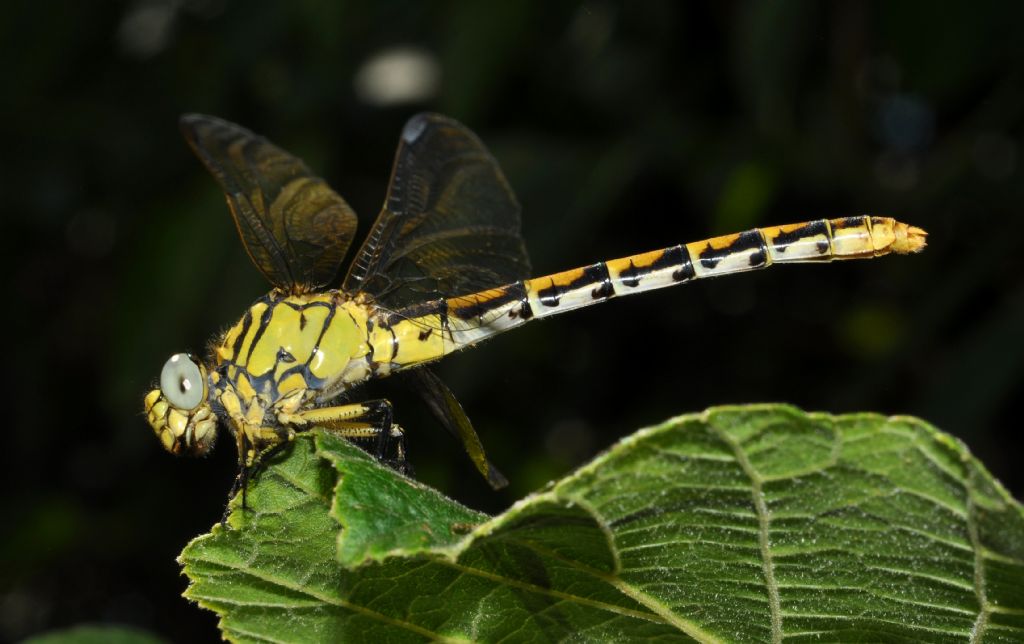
365;314;446;377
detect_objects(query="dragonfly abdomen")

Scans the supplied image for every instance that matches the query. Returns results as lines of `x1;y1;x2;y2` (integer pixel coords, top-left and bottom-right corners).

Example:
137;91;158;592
415;216;926;356
359;216;925;378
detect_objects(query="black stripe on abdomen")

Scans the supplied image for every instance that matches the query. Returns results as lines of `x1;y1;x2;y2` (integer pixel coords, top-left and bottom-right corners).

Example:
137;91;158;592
698;230;767;270
448;282;527;321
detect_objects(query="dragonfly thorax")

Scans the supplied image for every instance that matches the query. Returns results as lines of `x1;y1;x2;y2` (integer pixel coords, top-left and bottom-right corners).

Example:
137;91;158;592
211;291;378;406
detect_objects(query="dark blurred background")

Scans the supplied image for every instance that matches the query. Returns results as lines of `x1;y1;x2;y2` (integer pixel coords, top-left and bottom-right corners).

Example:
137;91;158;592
4;1;1023;641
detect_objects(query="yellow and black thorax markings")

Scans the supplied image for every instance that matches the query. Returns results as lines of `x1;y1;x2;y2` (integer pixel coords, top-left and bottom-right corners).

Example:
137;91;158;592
214;293;371;403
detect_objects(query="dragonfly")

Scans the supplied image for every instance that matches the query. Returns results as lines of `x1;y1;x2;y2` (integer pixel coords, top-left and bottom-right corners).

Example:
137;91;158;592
144;113;927;508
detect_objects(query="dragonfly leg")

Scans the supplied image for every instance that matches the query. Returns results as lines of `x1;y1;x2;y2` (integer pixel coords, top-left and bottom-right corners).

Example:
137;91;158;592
382;423;413;478
281;399;412;475
221;470;243;527
221;425;297;527
220;448;251;529
248;438;295;483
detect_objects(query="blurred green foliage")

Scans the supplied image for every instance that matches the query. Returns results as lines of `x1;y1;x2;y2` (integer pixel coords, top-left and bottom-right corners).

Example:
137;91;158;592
2;1;1022;641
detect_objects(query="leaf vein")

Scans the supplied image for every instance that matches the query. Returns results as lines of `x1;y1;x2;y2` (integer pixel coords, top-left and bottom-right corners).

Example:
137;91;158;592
205;557;448;640
709;418;783;644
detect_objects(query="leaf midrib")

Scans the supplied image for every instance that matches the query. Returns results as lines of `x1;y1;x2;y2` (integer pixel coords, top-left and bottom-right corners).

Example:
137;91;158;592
709;421;783;644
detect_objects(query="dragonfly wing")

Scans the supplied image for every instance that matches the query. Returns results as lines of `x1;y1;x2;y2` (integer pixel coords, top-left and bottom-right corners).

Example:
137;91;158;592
181;114;358;293
405;368;508;490
343;113;530;307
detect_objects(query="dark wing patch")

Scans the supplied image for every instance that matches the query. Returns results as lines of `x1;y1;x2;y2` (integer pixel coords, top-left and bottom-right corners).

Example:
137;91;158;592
181;114;358;294
343;113;530;307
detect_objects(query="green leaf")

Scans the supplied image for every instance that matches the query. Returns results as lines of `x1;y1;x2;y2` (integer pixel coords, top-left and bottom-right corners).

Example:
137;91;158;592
180;405;1024;643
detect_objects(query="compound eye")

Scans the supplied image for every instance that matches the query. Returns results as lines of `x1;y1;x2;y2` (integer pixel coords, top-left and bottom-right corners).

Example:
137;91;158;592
160;353;206;410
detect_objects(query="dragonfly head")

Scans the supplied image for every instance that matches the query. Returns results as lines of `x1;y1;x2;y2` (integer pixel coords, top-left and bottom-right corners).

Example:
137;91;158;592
144;353;218;457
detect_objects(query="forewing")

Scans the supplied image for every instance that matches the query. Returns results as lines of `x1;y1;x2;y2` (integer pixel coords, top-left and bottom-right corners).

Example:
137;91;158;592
181;114;358;293
343;113;530;306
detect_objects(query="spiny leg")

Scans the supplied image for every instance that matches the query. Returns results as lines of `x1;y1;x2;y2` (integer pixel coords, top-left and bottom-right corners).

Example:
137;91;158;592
222;424;294;526
283;399;411;475
247;438;296;483
222;467;244;527
220;427;252;527
383;423;412;477
221;443;249;527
